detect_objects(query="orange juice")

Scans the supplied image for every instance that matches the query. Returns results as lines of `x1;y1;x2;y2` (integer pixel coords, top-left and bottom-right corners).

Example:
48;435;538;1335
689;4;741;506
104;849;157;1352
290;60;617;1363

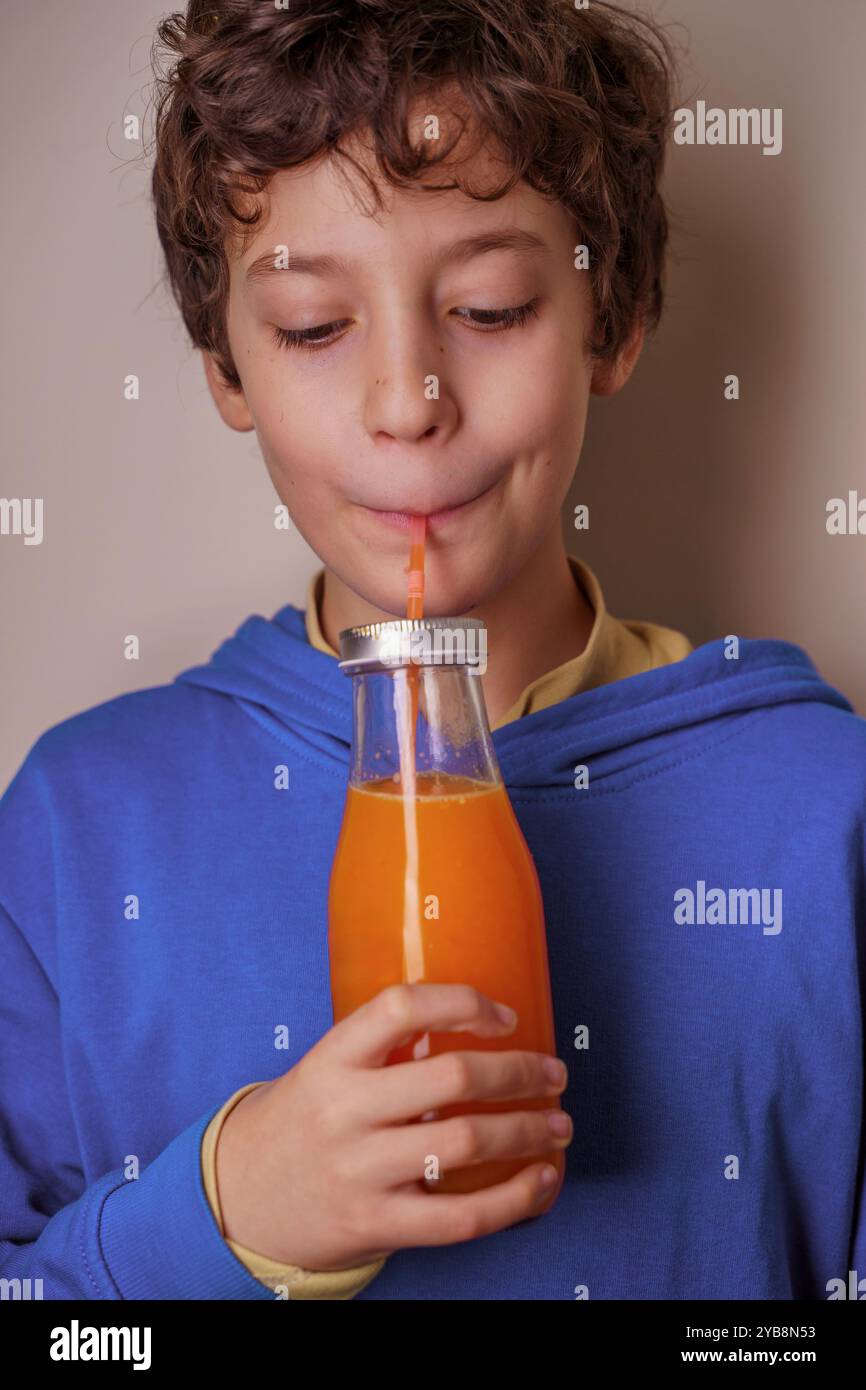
328;769;564;1194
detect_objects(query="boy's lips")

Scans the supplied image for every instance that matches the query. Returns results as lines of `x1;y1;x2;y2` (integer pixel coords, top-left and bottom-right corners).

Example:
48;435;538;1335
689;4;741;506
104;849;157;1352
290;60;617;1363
358;481;494;530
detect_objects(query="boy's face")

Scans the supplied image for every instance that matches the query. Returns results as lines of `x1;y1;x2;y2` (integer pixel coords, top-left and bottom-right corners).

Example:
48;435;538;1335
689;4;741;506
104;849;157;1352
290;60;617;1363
205;110;642;617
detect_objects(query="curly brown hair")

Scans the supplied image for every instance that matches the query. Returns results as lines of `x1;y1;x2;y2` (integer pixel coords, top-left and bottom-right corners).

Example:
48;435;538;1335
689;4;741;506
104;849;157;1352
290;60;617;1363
149;0;682;393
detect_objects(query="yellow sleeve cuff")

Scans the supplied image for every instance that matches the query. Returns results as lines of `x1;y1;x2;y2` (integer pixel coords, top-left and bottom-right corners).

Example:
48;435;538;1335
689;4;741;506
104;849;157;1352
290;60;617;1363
201;1081;386;1300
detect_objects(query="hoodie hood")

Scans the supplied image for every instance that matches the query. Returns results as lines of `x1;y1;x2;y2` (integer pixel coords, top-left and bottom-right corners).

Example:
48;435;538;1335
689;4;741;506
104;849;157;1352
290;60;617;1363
174;600;853;792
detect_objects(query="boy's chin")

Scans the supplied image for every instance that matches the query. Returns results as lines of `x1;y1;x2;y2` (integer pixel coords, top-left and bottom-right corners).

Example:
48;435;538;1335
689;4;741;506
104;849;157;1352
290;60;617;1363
356;573;488;623
332;541;502;621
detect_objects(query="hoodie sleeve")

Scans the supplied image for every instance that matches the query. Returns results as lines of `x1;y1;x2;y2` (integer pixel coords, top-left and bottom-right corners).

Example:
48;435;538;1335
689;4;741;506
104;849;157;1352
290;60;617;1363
853;809;866;1278
200;1083;386;1298
0;736;280;1300
0;895;287;1299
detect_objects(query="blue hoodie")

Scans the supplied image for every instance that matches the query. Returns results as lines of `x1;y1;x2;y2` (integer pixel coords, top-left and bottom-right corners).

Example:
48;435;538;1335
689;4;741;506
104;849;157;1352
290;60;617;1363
1;601;865;1300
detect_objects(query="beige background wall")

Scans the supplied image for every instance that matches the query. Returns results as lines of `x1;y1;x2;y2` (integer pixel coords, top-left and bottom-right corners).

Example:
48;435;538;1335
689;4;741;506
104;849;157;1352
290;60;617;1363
2;0;864;790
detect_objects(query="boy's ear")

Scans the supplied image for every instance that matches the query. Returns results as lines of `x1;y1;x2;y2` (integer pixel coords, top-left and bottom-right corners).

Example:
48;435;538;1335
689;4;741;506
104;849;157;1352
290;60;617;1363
201;351;256;431
589;317;646;397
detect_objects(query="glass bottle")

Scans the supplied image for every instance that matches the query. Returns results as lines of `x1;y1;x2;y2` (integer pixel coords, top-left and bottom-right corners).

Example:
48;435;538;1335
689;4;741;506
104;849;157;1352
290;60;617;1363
327;615;564;1196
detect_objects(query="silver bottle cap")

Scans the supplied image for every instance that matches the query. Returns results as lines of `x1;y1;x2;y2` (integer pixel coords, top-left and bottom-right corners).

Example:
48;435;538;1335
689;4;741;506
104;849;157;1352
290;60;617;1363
338;615;487;675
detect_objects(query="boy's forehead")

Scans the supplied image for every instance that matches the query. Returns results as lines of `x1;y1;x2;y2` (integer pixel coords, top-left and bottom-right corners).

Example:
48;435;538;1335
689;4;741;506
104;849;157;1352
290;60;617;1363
232;136;565;278
228;84;567;272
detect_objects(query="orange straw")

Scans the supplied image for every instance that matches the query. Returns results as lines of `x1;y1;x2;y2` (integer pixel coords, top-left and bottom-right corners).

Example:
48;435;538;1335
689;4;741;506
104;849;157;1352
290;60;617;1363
406;515;426;620
399;516;427;1019
404;515;426;777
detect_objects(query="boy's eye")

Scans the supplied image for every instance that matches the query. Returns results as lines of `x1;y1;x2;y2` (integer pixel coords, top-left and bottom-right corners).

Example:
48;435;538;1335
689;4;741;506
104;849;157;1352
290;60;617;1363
270;298;541;353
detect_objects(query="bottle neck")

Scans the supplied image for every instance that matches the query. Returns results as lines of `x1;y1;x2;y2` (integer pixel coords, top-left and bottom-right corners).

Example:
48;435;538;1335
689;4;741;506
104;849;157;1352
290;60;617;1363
348;663;501;791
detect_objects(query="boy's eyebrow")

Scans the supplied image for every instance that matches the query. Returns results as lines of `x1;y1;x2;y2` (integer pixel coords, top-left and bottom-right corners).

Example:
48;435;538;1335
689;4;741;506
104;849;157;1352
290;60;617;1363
243;228;549;285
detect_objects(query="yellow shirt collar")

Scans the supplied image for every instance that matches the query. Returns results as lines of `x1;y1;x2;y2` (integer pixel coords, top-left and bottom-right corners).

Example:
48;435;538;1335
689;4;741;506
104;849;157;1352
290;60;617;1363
304;557;692;730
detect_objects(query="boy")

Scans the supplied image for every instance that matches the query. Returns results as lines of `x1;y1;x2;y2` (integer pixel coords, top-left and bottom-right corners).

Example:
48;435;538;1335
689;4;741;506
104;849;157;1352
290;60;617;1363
1;0;864;1301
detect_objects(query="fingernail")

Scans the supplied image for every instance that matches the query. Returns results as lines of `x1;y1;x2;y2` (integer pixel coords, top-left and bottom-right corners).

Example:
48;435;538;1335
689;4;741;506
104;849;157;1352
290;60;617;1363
546;1110;571;1138
494;1002;517;1026
539;1165;558;1189
543;1057;566;1086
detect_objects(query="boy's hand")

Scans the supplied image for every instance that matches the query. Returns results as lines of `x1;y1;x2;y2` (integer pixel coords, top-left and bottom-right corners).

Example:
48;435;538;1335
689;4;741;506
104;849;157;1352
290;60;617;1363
215;983;571;1271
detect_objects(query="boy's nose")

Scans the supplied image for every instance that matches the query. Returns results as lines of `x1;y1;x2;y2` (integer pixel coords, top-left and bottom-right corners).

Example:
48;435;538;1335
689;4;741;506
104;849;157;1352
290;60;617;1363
363;377;454;447
362;319;457;444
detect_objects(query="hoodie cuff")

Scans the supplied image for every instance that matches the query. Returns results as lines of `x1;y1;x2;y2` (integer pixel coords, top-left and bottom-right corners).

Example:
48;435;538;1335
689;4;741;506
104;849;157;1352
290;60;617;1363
203;1083;386;1299
98;1103;276;1300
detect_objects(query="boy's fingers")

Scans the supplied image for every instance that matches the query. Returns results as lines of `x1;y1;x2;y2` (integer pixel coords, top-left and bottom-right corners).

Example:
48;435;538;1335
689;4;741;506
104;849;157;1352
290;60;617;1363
327;982;517;1068
358;1107;570;1187
358;1048;566;1126
384;1162;558;1248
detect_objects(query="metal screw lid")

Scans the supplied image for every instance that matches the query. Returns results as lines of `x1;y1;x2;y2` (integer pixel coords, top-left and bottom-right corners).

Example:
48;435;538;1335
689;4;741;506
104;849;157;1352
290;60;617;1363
338;615;487;675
